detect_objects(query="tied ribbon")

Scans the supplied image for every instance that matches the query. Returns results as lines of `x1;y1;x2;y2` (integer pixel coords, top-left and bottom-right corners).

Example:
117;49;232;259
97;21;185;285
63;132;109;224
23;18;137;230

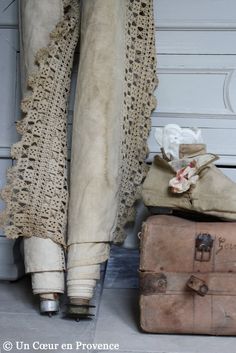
169;160;199;193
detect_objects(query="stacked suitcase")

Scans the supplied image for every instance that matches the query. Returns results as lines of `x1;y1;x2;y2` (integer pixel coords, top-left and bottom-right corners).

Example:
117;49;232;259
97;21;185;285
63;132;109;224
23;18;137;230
139;214;236;335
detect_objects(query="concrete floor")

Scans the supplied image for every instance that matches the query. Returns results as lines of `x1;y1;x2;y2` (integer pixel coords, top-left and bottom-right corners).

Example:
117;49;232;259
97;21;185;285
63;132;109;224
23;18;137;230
1;246;236;353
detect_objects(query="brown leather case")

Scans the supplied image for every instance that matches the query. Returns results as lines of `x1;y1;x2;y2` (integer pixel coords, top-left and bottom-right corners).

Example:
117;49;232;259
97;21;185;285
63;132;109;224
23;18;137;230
139;215;236;335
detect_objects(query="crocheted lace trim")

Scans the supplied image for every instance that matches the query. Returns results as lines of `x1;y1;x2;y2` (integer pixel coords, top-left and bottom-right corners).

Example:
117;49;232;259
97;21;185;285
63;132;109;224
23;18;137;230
1;0;156;246
0;0;80;247
114;0;158;242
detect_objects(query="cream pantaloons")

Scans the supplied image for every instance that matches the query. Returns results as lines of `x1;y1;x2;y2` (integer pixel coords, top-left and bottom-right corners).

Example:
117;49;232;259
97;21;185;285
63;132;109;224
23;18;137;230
67;0;157;302
67;0;126;301
20;0;66;298
0;0;157;312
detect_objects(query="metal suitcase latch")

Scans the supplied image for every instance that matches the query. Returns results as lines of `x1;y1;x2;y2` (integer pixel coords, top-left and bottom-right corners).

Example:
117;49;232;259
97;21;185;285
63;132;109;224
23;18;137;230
195;233;214;262
140;273;167;295
187;275;209;297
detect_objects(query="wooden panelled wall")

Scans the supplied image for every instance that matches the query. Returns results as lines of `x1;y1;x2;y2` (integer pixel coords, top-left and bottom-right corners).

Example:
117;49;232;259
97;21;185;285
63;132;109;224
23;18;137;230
0;0;23;279
0;0;236;276
150;0;236;180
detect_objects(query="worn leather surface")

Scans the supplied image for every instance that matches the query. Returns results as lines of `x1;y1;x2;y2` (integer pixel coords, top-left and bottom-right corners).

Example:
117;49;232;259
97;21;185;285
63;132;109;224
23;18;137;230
179;143;206;158
139;215;236;335
142;153;236;221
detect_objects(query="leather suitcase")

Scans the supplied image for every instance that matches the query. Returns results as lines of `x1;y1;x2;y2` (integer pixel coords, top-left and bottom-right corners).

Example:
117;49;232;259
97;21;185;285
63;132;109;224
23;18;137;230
139;215;236;335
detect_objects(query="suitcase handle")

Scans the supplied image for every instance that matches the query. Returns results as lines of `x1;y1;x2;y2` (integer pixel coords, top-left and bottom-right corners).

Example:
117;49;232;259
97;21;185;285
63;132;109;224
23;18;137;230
186;275;208;296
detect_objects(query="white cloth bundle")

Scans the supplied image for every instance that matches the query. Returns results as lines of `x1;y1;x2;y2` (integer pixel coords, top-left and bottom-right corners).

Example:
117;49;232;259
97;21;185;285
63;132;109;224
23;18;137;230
155;124;203;160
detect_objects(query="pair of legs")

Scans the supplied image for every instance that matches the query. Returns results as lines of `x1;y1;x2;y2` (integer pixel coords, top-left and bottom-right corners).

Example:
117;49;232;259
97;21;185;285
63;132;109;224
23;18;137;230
20;0;126;316
1;0;156;316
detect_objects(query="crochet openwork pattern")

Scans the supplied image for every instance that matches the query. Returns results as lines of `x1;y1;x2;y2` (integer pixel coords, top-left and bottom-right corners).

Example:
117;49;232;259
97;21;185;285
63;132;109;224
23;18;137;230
0;0;156;246
114;0;158;243
0;0;80;247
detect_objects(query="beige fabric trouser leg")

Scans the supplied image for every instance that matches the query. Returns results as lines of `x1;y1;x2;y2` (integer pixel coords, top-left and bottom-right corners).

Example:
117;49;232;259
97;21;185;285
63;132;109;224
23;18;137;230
20;0;65;295
67;0;126;300
67;243;110;299
24;237;65;295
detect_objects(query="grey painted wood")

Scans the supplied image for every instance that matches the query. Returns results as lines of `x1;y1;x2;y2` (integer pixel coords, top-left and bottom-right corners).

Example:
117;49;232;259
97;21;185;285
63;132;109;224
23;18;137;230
0;29;19;152
0;238;24;280
0;0;18;27
154;0;236;28
104;246;139;289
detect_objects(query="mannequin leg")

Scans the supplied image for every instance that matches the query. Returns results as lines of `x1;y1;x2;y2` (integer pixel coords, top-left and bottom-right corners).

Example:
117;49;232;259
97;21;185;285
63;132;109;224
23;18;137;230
20;0;65;314
67;0;126;317
24;237;65;314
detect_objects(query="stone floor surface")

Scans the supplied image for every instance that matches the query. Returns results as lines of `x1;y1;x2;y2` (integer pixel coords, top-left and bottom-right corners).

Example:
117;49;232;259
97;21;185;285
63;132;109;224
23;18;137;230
1;246;236;353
